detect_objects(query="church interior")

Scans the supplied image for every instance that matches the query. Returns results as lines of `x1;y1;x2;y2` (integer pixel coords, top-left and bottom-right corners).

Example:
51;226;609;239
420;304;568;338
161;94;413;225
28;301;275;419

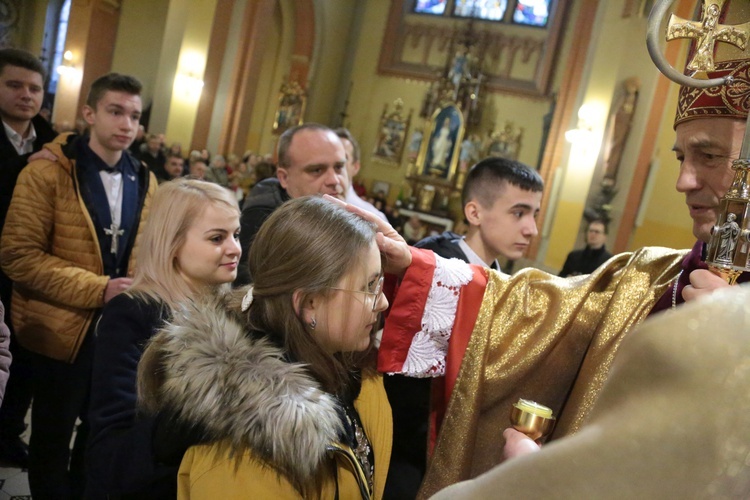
5;0;702;274
0;0;741;496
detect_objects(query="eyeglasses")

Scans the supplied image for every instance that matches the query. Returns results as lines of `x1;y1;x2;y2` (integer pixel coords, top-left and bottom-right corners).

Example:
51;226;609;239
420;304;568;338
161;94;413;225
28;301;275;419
329;273;384;312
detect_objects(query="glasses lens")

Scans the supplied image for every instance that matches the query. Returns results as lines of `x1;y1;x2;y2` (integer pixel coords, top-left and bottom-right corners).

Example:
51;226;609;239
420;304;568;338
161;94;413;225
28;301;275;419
371;275;384;311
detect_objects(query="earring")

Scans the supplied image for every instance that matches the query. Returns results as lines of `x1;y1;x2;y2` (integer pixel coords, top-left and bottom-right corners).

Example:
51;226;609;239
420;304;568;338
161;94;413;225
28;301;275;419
309;318;317;330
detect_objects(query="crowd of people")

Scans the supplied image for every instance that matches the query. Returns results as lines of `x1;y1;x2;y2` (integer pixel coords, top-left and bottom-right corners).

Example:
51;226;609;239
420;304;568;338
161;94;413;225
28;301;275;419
0;27;749;500
127;126;276;208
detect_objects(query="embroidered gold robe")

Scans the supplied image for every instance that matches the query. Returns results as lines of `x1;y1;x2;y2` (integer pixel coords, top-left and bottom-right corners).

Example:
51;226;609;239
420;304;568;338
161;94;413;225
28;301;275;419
431;284;750;499
379;246;687;498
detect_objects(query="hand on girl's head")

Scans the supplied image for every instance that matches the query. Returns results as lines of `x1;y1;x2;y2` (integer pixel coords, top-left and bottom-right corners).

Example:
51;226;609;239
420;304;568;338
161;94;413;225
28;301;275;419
322;194;412;276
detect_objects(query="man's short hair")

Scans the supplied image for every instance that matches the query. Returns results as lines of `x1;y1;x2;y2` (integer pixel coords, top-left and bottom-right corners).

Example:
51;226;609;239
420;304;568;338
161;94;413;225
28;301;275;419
188;154;206;166
0;48;46;81
462;157;544;208
277;123;334;168
334;128;360;162
86;73;142;109
587;218;608;234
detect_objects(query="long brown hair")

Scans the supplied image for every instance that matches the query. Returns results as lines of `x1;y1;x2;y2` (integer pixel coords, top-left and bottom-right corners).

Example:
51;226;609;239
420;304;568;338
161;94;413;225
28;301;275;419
241;196;376;397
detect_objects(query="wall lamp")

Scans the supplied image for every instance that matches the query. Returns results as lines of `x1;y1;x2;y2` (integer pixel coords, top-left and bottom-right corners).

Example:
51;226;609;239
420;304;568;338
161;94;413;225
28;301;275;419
565;103;600;145
56;50;78;77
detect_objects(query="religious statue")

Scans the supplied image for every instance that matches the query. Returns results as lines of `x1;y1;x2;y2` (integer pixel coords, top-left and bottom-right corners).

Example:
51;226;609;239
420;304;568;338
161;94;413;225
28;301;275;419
486;121;524;160
715;212;741;263
430;117;454;173
602;77;640;182
448;51;471;89
273;79;306;135
373;98;411;164
419;102;463;180
417;38;485;128
407;129;423;161
692;3;723;70
420;80;441;119
459;134;481;172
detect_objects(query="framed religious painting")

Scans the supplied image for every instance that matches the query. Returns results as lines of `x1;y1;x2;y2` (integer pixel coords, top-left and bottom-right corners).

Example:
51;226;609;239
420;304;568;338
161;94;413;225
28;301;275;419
417;103;464;182
272;79;306;135
406;127;424;162
371;180;391;198
373;98;411;165
485;121;524;161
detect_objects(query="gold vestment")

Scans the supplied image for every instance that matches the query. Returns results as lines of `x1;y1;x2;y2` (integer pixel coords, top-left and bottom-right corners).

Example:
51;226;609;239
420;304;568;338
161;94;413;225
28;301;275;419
420;246;686;498
432;283;750;499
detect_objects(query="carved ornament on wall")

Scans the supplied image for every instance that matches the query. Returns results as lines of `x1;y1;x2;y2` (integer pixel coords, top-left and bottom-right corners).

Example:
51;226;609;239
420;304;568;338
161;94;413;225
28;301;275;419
402;23;545;78
378;0;571;97
0;0;20;49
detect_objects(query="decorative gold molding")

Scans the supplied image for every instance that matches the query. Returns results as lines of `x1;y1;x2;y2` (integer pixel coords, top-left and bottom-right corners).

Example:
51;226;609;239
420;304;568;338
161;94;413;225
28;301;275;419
0;0;20;47
378;0;570;97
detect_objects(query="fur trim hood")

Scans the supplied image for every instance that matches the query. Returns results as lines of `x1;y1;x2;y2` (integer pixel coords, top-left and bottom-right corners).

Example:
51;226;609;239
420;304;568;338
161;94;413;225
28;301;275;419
138;300;343;482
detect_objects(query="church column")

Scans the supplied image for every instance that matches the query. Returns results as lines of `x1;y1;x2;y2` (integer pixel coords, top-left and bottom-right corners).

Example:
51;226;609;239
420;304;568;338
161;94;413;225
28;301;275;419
217;0;276;156
529;0;599;261
190;0;235;151
142;0;219;149
162;0;218;150
149;0;188;137
613;0;695;252
54;0;121;128
217;0;316;156
289;0;313;85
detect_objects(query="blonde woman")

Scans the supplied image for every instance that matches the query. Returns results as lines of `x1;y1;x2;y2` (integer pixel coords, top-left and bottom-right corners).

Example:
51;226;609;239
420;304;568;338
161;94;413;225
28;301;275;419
139;196;394;498
86;179;241;498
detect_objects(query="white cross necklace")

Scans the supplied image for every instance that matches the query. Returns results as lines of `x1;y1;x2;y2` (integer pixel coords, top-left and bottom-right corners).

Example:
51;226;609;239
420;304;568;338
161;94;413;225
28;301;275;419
104;222;124;255
101;170;124;255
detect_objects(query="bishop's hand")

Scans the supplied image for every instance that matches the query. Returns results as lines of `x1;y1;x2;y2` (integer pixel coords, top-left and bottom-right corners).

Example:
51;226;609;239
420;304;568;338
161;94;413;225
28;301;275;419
323;195;412;277
682;269;731;302
502;428;541;461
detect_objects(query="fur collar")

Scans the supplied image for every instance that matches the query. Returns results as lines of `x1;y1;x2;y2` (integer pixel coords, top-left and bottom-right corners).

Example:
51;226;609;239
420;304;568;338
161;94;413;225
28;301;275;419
138;300;343;483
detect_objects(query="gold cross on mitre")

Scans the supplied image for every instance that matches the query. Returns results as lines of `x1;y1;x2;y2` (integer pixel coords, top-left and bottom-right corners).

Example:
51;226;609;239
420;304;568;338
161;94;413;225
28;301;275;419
666;0;750;72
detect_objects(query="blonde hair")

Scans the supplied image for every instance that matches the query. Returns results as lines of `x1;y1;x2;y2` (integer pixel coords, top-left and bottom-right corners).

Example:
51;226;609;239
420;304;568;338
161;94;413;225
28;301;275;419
130;178;239;309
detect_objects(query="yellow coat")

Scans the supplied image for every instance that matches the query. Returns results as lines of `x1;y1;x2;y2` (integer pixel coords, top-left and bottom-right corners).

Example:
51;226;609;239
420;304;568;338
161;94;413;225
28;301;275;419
0;133;156;362
138;304;392;500
178;375;392;499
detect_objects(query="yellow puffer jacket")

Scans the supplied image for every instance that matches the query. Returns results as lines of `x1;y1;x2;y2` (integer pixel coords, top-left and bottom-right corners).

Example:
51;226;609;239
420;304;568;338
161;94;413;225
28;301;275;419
0;133;156;363
139;303;392;499
178;375;393;499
